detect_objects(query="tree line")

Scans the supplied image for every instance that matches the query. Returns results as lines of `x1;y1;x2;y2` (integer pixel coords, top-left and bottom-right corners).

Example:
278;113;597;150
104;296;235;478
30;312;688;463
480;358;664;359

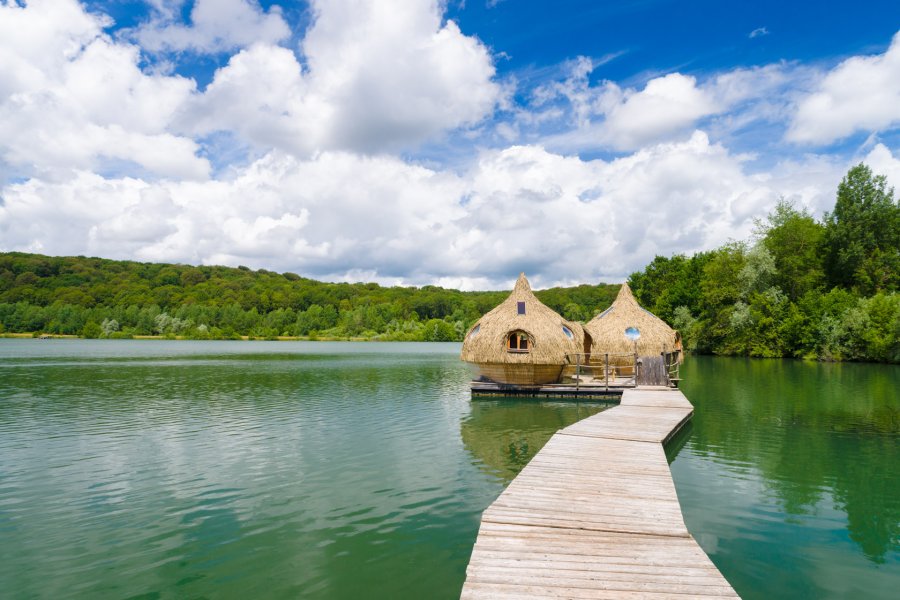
0;253;617;342
628;164;899;363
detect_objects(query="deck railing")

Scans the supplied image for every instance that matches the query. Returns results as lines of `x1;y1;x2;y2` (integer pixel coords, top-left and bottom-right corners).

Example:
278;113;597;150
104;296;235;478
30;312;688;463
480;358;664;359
563;349;682;389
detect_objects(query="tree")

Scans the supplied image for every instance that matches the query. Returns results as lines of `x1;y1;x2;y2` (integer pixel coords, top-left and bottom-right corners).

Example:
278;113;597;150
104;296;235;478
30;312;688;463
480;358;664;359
824;164;900;294
81;322;102;338
422;319;457;341
101;318;119;337
756;198;825;300
697;243;746;352
629;253;711;321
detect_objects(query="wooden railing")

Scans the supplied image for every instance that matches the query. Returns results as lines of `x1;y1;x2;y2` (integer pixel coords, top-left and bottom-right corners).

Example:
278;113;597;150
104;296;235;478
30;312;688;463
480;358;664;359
562;353;638;391
563;349;682;389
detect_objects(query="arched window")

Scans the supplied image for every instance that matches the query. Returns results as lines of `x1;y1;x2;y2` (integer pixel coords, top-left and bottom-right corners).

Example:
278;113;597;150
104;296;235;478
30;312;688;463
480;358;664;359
562;325;574;339
507;331;531;353
468;324;481;339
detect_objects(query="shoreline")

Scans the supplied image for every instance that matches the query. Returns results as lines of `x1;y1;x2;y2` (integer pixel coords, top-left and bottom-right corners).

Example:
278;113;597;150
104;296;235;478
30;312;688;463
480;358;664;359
0;333;415;342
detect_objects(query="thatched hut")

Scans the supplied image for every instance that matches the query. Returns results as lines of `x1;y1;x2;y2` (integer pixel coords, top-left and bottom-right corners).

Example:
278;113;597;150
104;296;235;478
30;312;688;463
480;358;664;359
461;273;585;385
584;282;680;363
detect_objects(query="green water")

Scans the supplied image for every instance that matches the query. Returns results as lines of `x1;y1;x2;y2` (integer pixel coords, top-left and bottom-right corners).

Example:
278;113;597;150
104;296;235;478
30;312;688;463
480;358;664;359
0;342;897;598
0;340;606;599
673;356;899;599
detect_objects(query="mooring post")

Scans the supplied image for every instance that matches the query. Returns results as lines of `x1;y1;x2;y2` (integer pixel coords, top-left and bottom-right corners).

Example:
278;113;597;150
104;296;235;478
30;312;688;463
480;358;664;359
605;353;609;391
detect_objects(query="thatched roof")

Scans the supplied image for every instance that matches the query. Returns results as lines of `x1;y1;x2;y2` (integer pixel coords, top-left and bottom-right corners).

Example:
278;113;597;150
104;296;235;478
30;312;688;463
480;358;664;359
461;273;584;365
584;283;678;357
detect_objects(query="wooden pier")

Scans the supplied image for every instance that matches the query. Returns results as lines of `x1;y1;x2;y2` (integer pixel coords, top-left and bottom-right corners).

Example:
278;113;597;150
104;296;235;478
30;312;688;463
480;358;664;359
461;388;739;599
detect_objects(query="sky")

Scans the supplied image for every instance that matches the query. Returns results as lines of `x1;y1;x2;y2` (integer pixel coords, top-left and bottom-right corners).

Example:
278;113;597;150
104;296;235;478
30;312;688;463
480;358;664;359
1;0;900;290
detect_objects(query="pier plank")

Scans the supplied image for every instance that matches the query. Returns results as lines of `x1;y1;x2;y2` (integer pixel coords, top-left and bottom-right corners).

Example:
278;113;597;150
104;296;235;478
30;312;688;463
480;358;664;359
462;388;739;599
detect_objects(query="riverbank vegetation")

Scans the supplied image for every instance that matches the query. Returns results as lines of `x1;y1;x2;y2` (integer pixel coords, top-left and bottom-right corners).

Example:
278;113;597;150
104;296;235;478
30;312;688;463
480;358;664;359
1;164;896;362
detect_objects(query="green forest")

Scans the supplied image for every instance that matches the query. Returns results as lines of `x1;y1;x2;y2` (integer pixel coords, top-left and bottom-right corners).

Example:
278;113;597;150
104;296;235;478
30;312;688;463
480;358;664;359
1;163;897;363
0;251;617;343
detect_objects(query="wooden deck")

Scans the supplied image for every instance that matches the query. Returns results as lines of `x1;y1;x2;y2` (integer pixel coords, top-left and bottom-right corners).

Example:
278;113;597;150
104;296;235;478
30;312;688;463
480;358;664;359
461;388;739;599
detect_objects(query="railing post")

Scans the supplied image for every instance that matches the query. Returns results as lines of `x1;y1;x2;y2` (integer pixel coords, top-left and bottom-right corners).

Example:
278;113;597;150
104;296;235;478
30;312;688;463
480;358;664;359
605;353;609;391
576;353;580;392
663;343;668;387
662;351;667;387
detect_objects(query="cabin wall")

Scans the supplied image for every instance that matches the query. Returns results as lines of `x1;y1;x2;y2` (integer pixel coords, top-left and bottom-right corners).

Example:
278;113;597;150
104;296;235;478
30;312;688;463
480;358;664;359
474;362;564;385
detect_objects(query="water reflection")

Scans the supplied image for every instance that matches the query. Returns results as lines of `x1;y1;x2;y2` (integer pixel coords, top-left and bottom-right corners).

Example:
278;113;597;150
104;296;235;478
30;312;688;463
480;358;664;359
0;341;490;600
460;398;612;483
3;340;898;599
673;356;900;598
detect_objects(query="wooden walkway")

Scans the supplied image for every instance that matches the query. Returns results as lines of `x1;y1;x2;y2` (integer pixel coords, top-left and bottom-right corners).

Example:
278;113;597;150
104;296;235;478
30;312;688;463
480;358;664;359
461;388;739;599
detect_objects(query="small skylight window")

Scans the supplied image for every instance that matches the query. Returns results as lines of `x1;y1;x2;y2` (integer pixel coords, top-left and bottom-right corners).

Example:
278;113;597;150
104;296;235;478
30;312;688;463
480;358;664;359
517;301;526;315
468;324;480;339
562;325;573;339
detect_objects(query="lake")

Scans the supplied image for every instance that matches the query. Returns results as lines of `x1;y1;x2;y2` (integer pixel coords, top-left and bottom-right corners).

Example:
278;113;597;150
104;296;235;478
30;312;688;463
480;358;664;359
0;340;897;598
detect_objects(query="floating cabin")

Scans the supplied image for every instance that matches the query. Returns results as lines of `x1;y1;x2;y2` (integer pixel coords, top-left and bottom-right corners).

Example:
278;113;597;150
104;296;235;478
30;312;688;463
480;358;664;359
460;273;586;385
463;277;682;389
586;282;681;362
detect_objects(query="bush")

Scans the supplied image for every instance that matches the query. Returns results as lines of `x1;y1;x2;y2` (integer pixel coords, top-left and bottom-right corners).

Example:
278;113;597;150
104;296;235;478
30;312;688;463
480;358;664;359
81;322;102;338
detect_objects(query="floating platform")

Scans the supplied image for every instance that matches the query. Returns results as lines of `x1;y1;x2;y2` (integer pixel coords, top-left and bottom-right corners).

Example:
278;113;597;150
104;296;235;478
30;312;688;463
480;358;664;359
461;388;739;599
470;379;674;399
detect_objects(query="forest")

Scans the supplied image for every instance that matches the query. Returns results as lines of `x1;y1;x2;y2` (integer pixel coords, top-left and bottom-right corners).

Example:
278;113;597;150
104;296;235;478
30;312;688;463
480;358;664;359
0;251;617;343
1;164;897;362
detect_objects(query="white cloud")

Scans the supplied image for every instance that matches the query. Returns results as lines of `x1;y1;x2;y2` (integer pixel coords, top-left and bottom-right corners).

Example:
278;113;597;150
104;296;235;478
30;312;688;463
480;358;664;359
0;0;892;290
0;0;207;179
0;0;501;179
749;27;769;39
133;0;290;54
863;143;900;191
522;60;796;153
184;44;316;153
597;73;718;150
0;0;104;98
788;31;900;144
0;132;857;288
187;0;502;154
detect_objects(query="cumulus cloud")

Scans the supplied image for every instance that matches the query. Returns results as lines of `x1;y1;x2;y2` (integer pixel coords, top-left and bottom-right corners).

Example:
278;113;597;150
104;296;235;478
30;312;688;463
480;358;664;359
597;73;718;150
0;133;853;288
0;0;502;178
186;0;502;154
789;31;900;144
523;59;796;153
0;0;892;290
133;0;291;54
863;143;900;191
0;0;207;179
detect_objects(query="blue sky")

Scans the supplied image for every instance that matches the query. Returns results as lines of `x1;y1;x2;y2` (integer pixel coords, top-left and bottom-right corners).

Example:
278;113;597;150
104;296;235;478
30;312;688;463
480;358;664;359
1;0;899;289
